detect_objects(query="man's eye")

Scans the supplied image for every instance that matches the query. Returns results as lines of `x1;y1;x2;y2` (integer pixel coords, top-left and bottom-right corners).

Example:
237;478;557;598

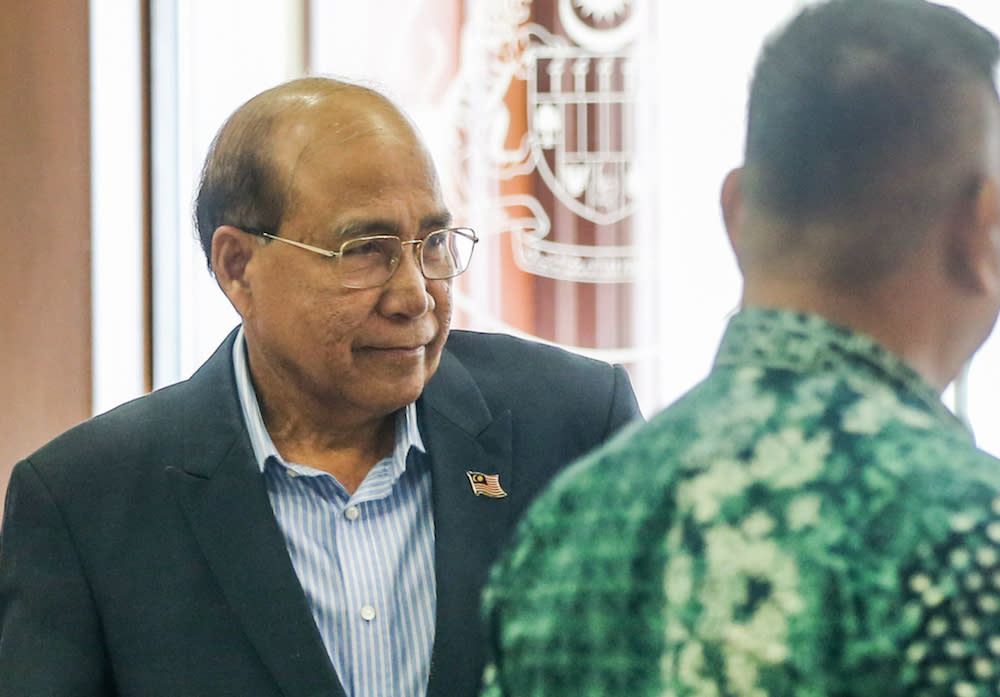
425;234;447;250
343;240;385;257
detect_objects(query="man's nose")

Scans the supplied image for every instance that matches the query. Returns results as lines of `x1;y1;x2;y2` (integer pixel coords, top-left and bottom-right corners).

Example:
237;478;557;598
379;244;433;318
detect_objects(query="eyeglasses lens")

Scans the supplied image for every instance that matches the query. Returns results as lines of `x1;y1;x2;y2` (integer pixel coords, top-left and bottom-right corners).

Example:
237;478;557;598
337;228;476;288
422;229;472;280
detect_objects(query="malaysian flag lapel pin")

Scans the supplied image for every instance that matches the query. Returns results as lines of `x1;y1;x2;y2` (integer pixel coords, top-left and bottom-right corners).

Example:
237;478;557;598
466;471;508;498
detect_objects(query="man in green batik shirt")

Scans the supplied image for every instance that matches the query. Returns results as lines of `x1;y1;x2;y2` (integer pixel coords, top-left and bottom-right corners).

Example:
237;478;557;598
480;1;1000;696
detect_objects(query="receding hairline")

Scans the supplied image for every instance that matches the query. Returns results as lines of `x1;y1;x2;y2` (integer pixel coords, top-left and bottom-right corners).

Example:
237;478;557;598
249;78;408;124
220;77;418;162
194;78;430;267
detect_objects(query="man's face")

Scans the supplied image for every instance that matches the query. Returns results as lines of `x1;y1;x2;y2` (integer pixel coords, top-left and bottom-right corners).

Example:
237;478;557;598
239;104;453;424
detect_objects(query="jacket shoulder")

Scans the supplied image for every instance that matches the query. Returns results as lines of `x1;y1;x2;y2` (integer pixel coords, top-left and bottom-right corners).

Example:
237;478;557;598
444;329;615;372
441;329;639;422
21;331;242;479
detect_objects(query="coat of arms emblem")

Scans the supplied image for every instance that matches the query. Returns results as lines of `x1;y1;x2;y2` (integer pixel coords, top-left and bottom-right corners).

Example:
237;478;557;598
512;0;641;282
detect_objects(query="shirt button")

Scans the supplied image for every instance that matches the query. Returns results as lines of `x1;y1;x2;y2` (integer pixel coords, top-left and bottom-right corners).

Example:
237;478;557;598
344;506;361;521
360;605;376;621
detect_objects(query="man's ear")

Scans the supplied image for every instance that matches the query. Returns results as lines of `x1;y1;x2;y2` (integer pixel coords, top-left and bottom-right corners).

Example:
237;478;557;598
951;176;1000;296
721;167;745;259
719;167;743;252
211;225;257;316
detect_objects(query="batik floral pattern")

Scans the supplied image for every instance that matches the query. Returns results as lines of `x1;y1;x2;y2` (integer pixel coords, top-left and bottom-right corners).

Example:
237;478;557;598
480;309;1000;697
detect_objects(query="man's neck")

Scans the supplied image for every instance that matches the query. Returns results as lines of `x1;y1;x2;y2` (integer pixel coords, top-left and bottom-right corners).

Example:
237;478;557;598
740;274;965;393
260;402;397;494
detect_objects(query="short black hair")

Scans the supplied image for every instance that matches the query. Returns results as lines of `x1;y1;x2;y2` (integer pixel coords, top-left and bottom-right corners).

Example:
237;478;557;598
744;0;999;228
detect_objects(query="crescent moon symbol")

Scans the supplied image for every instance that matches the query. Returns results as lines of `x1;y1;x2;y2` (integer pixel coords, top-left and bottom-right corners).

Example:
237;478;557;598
558;0;639;53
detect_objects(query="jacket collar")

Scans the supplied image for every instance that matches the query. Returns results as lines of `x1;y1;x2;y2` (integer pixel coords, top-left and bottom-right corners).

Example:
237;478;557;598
168;329;346;697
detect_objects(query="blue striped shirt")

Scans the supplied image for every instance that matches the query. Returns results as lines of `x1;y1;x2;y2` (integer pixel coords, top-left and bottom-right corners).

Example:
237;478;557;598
233;328;436;697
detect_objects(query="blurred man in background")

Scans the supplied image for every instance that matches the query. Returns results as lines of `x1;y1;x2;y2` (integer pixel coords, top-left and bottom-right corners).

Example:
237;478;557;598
480;1;1000;695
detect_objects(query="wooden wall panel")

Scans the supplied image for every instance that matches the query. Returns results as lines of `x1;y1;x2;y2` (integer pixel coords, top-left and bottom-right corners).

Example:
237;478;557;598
0;2;92;506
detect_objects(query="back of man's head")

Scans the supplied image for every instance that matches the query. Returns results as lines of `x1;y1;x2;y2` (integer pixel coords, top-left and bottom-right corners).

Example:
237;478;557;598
738;0;999;284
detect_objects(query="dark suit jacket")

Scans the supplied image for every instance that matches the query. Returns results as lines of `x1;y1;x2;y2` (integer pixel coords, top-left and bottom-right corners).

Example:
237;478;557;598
0;329;641;697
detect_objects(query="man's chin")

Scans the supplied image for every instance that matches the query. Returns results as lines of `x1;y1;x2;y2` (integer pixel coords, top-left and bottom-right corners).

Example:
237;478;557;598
366;375;433;411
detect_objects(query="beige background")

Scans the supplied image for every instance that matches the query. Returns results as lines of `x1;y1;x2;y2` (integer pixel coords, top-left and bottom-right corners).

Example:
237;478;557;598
1;2;97;512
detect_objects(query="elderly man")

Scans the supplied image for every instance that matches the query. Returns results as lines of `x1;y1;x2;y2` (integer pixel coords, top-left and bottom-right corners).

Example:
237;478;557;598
0;78;641;697
480;1;1000;696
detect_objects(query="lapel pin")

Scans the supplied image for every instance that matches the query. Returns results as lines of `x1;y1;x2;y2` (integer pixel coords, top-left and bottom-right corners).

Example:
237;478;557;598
466;471;508;498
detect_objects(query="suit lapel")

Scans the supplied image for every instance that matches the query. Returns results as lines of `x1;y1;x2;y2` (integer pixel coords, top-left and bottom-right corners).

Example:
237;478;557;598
168;333;344;697
168;334;517;697
420;349;514;697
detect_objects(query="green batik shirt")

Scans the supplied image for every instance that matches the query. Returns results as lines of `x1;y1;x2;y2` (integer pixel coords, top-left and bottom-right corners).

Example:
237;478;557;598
480;308;1000;697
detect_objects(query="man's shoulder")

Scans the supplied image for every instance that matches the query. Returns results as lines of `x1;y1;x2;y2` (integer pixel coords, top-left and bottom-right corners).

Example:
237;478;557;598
438;329;631;411
21;335;240;479
444;329;607;367
510;359;1000;526
22;385;184;481
442;330;625;386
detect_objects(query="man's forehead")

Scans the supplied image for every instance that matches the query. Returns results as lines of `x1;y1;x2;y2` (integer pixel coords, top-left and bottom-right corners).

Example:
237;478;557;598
269;98;422;167
278;88;410;136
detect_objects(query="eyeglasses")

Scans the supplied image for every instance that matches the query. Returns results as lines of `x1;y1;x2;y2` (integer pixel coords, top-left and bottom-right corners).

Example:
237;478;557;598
246;227;478;289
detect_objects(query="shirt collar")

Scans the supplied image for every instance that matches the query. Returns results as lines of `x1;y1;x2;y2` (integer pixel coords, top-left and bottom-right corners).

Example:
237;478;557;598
715;307;968;437
232;326;425;476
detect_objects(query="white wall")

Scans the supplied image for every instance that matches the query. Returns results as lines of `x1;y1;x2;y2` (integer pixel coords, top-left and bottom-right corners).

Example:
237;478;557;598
149;0;305;388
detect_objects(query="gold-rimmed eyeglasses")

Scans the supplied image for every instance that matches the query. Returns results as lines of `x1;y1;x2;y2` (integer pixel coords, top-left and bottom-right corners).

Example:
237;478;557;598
243;227;478;289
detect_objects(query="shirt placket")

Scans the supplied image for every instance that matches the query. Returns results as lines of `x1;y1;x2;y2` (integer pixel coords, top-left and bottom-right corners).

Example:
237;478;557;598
336;477;395;697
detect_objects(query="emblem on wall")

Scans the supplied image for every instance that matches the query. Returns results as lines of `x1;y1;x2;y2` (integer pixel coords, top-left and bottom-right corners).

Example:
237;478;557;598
517;0;639;282
449;0;643;284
